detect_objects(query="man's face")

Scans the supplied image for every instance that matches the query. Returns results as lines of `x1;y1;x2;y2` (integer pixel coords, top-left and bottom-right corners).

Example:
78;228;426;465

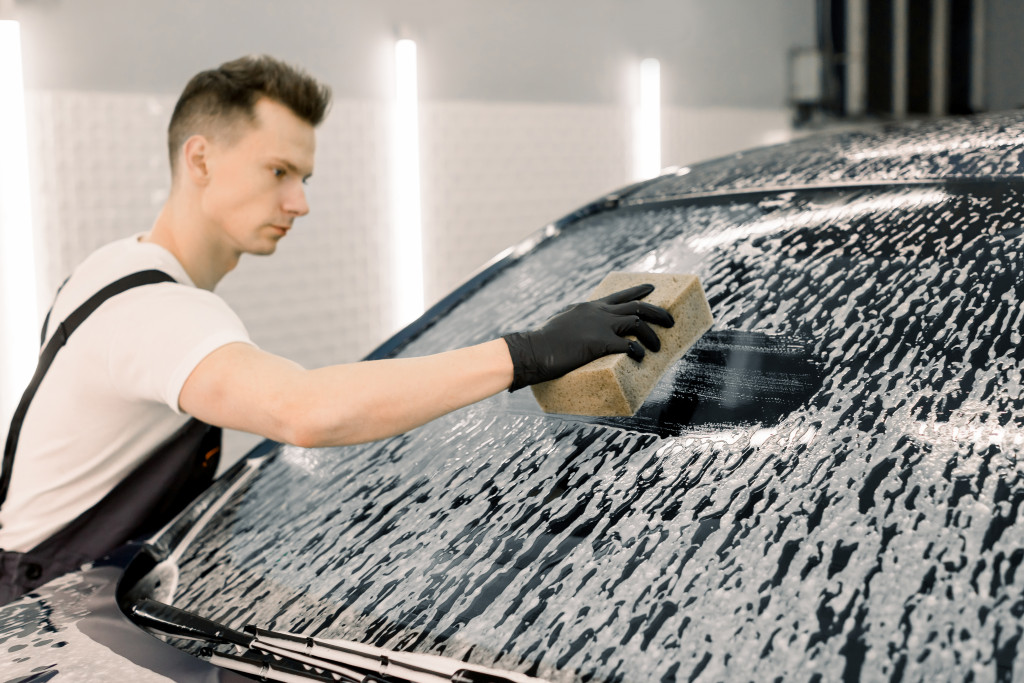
200;97;316;256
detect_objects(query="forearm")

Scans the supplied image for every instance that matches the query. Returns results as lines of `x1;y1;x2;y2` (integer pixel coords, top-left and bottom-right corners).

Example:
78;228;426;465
182;283;670;448
296;339;514;447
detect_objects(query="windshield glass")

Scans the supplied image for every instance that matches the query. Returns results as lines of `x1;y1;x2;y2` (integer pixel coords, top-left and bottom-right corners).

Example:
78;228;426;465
167;181;1024;682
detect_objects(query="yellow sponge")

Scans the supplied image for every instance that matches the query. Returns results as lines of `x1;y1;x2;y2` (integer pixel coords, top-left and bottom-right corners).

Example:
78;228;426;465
530;272;713;416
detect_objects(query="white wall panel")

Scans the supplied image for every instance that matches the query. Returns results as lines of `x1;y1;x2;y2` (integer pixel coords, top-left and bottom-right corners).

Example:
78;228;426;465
419;102;631;306
662;105;794;169
25;91;171;308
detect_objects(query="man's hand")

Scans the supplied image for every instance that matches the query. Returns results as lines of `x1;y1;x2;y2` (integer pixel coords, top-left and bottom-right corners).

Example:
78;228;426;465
502;284;675;391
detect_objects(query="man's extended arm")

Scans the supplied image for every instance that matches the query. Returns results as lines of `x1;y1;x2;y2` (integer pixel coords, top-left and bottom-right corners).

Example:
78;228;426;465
179;339;514;447
179;284;674;448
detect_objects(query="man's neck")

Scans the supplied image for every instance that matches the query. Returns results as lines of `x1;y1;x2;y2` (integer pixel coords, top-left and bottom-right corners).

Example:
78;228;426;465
144;196;239;291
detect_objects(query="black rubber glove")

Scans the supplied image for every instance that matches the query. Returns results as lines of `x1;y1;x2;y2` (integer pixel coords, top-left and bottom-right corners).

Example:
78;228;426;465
503;284;675;391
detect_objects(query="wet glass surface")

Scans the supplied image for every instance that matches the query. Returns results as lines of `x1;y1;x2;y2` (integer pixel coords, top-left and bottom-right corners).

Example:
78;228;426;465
581;330;826;437
168;180;1024;682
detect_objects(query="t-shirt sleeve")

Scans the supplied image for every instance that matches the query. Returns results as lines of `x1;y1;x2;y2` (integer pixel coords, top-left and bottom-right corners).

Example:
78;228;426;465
103;284;254;414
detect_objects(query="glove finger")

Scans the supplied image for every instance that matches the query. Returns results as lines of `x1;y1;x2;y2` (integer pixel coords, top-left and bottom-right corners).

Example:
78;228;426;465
610;315;662;352
598;284;655;305
626;340;645;362
633;320;662;352
599;333;644;361
606;301;674;328
637;302;674;328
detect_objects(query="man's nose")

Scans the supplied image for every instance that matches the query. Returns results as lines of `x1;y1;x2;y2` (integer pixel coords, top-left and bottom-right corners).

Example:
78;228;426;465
284;184;310;217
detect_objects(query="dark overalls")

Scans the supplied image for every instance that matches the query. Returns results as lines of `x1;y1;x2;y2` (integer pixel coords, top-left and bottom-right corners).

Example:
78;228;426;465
0;270;221;605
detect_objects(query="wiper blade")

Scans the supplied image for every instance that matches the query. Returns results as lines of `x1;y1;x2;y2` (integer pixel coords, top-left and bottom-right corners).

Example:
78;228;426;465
201;647;362;682
201;648;412;683
133;599;389;682
129;598;549;683
245;626;549;683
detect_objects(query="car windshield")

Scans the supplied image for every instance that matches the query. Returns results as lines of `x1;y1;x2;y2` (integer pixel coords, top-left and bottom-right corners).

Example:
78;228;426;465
165;180;1024;682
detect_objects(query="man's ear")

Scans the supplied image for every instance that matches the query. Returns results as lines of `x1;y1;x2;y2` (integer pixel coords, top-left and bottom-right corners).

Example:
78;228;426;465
182;134;212;186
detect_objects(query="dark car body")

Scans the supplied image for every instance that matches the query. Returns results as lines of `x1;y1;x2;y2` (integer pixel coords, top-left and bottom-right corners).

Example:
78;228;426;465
4;112;1024;682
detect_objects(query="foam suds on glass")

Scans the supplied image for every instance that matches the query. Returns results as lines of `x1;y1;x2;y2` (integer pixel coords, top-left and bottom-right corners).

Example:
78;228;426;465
163;179;1024;682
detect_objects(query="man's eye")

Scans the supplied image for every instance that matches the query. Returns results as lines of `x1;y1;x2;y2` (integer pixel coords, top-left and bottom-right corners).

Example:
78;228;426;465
273;168;285;178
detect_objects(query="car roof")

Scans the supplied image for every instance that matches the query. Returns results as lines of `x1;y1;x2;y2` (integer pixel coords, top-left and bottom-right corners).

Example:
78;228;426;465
628;111;1024;204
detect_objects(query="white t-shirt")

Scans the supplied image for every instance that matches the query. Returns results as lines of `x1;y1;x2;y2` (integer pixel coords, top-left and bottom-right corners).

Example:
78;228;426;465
0;234;252;551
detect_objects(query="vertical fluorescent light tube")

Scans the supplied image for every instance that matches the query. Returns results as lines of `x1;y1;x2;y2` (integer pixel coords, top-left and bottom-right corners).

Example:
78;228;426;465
892;0;909;118
0;20;38;425
634;58;661;181
970;0;985;112
846;0;868;117
931;0;950;115
393;38;424;329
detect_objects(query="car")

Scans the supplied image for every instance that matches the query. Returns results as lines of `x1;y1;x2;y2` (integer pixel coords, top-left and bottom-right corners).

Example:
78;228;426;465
3;110;1024;682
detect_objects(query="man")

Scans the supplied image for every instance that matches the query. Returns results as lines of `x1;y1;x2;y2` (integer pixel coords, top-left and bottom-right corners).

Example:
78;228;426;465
0;55;672;604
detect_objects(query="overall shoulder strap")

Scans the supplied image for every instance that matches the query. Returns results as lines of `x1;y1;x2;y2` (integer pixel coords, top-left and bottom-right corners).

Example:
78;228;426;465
40;276;70;347
0;269;177;508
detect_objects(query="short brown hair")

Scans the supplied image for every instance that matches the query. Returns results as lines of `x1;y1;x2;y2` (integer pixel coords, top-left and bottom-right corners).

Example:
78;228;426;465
167;54;332;176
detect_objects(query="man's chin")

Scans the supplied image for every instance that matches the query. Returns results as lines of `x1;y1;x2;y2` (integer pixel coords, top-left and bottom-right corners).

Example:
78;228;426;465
245;241;279;256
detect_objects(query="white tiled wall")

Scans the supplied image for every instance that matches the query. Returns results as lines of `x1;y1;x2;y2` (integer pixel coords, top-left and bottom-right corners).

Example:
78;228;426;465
26;92;173;305
419;102;631;305
19;90;791;465
662;105;795;169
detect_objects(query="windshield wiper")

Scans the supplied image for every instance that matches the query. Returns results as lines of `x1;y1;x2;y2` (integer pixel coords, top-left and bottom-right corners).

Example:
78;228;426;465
129;598;550;683
207;647;417;683
244;624;542;683
201;647;367;683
